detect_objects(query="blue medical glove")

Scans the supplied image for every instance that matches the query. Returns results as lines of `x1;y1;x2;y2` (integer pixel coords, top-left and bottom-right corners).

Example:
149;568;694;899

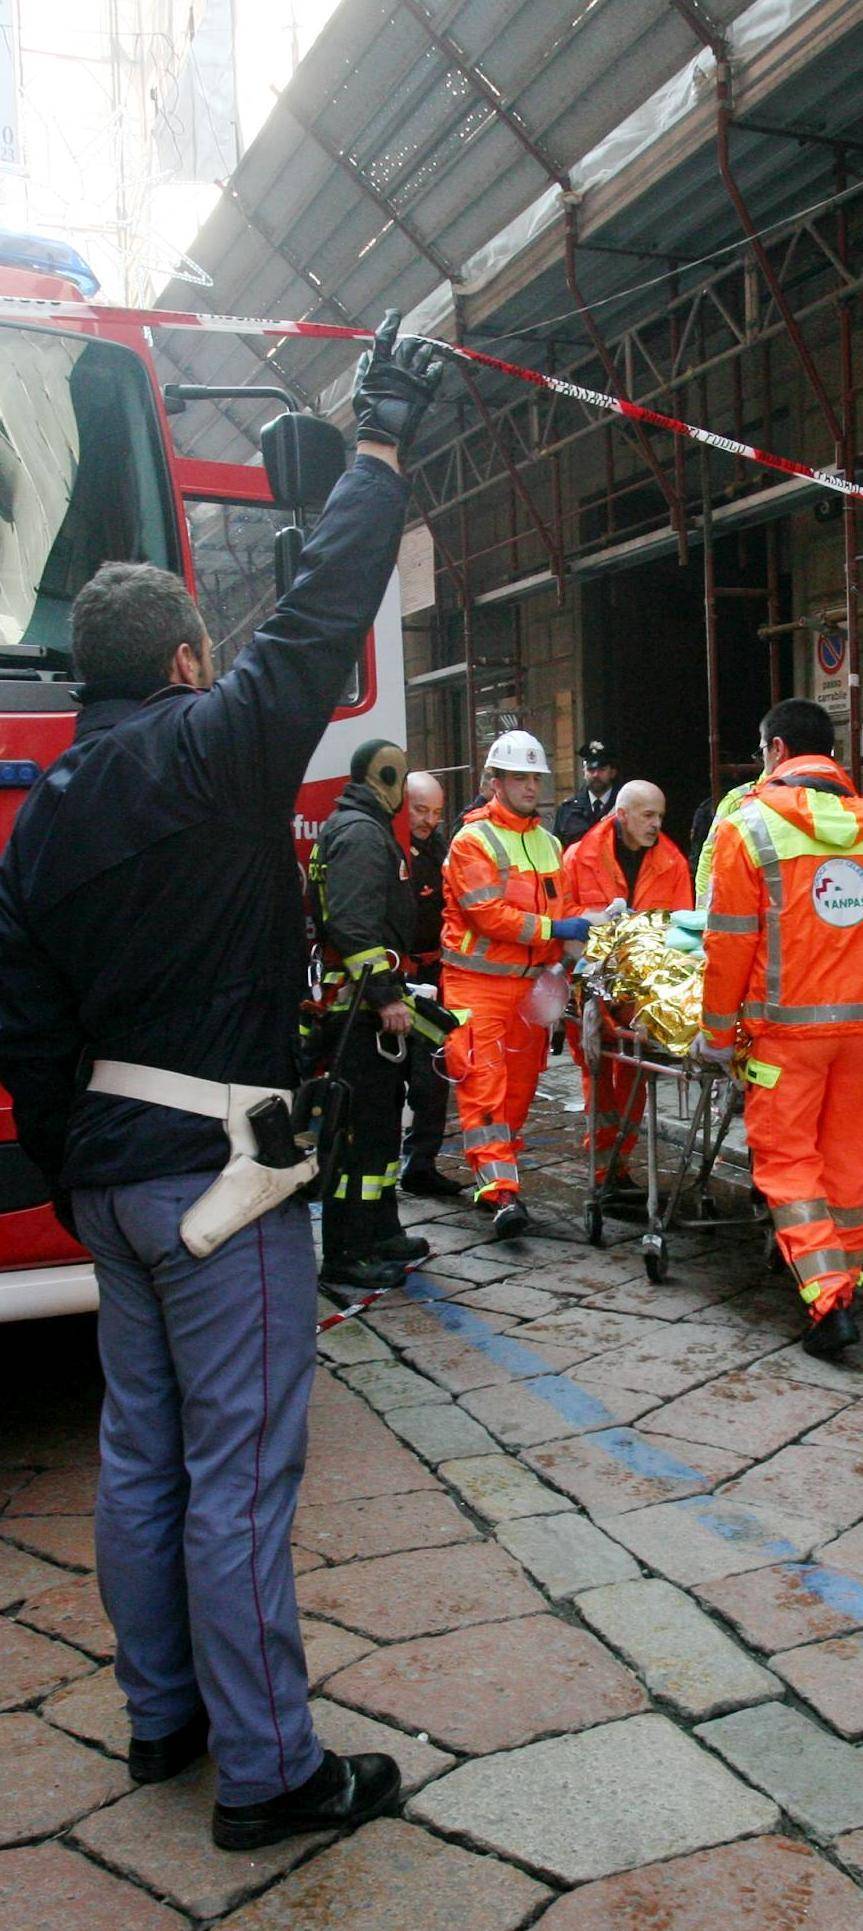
551;917;591;941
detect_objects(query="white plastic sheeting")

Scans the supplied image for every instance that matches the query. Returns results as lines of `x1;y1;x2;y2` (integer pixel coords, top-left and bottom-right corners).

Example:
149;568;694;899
319;0;827;416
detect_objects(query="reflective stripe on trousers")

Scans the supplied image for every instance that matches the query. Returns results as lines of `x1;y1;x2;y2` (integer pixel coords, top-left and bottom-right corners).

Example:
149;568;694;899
441;966;549;1201
744;1030;863;1304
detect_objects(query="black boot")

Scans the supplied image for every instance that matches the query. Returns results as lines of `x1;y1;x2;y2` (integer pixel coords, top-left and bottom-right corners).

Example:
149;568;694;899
318;1254;406;1307
401;1164;465;1197
803;1304;860;1358
213;1749;401;1851
370;1186;429;1265
372;1230;431;1263
129;1705;209;1784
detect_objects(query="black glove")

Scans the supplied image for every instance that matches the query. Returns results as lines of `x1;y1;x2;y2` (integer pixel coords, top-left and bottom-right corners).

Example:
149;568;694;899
352;310;444;459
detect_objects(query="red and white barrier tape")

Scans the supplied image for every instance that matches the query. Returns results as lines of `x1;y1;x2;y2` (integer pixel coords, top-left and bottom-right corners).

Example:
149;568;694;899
316;1250;436;1336
316;1287;390;1335
2;294;860;503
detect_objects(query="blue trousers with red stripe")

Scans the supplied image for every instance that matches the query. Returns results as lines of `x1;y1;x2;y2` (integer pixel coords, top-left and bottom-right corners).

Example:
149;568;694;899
73;1174;323;1805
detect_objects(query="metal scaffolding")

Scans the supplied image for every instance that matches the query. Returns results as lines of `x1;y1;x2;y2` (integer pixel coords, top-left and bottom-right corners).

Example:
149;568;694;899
411;158;862;792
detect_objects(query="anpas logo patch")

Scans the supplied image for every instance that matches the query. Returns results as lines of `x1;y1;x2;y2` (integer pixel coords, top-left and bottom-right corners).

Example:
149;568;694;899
812;857;863;926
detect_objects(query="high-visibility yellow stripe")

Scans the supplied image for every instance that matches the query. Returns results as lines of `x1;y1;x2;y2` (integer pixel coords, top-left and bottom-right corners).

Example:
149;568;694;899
471;817;561;875
753;798;863;862
360;1173;387;1201
745;1058;781;1088
343;946;390;976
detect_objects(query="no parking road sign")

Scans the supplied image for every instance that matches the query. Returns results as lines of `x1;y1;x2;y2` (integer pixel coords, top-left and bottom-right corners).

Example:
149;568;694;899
814;624;849;719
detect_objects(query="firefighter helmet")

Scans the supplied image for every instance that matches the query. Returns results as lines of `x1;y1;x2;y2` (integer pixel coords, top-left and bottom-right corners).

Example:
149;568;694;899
487;729;551;776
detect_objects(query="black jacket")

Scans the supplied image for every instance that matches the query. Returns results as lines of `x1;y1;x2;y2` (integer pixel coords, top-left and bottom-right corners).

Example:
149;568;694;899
313;783;416;1010
553;781;621;850
450;792;488;840
408;827;445;960
0;454;409;1190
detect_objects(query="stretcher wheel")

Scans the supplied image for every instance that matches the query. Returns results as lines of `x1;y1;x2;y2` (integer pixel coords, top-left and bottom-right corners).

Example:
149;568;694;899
644;1236;668;1283
584;1200;604;1246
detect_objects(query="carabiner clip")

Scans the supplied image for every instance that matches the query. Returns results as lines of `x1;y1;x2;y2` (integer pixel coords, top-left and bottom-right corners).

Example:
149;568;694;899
376;1031;408;1063
307;945;324;1005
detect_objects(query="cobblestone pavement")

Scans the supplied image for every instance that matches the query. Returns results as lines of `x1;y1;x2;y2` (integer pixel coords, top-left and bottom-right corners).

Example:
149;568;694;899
4;1069;863;1927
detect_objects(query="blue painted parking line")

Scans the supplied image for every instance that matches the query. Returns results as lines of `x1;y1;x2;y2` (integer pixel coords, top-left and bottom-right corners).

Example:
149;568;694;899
404;1274;703;1481
402;1269;863;1618
585;1426;709;1487
674;1494;799;1561
784;1562;863;1622
519;1374;620;1433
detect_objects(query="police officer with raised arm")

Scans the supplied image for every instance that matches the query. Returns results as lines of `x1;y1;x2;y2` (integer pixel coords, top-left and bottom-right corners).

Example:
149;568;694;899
0;314;442;1851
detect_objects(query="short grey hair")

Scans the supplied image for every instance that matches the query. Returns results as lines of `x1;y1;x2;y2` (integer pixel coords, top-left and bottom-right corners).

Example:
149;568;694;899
72;561;206;688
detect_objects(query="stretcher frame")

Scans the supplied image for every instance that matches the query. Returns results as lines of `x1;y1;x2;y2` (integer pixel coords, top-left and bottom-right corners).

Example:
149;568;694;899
581;993;757;1280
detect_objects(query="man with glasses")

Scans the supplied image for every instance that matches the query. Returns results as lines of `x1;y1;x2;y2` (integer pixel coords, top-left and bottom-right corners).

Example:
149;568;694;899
699;697;863;1358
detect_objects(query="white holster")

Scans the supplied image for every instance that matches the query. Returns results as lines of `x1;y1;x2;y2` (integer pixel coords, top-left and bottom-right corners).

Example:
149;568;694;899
87;1061;318;1259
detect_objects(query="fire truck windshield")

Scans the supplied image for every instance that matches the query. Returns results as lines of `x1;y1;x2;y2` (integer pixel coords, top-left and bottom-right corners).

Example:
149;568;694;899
0;325;179;669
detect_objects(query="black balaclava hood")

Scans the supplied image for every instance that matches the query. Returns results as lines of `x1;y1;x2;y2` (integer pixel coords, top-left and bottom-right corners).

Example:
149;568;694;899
350;738;408;816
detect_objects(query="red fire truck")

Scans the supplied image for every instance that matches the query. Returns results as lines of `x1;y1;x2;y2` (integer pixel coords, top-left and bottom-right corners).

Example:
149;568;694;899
0;234;405;1319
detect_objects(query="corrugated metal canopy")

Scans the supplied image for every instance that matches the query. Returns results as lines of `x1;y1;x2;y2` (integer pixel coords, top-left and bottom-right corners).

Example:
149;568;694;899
155;0;758;459
474;16;863;356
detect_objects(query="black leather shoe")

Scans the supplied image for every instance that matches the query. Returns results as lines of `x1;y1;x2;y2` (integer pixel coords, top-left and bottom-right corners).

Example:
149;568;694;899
401;1165;465;1197
129;1706;209;1784
372;1231;431;1263
493;1198;529;1240
319;1255;407;1306
212;1749;402;1851
803;1304;860;1358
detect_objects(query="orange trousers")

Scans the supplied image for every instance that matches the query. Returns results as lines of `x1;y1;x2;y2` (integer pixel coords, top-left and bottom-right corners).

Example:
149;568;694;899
567;1023;646;1183
442;967;548;1201
744;1030;863;1317
586;1058;646;1182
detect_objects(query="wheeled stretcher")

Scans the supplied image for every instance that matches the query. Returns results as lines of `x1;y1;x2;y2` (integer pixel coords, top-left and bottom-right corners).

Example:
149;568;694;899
580;991;758;1280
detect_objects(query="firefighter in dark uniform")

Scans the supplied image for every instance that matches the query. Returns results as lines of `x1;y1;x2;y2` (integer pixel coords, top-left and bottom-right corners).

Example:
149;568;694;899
401;770;464;1197
0;315;443;1852
553;739;621;850
311;740;432;1300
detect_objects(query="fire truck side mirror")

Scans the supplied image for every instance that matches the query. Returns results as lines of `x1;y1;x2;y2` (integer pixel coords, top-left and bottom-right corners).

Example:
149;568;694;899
260;413;346;511
274;526;305;600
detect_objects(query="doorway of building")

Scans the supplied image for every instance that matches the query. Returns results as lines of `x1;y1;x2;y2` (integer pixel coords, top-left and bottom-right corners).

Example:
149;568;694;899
580;522;792;851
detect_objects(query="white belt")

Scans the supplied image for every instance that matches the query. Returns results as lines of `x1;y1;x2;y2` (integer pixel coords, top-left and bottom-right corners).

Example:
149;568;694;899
86;1058;317;1258
88;1059;294;1160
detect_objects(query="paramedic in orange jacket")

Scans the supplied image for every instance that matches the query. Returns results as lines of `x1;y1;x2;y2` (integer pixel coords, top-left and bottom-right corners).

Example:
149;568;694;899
441;730;590;1240
566;782;693;1189
700;697;863;1359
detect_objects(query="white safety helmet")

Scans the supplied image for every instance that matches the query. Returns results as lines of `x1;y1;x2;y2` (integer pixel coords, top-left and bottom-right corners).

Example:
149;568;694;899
487;729;551;776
